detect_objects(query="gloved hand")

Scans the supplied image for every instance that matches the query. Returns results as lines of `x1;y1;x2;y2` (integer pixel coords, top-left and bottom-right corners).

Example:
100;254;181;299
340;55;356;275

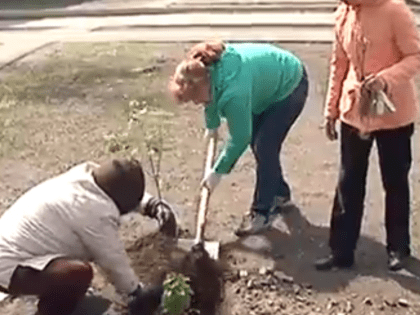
128;284;164;315
362;74;387;93
204;128;218;140
200;170;223;193
140;194;178;238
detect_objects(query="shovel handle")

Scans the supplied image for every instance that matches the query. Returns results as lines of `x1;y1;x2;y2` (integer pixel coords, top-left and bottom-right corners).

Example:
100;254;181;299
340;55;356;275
195;133;218;243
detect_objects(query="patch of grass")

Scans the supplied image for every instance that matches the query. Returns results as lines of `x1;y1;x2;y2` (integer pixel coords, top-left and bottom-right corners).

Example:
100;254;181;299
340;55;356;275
1;43;174;107
0;42;184;166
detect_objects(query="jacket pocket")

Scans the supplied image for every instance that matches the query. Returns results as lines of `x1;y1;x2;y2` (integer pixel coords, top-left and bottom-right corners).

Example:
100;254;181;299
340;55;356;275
342;87;357;115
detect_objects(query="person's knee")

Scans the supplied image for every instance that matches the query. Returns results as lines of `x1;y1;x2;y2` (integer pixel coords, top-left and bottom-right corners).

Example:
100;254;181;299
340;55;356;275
381;170;410;193
76;261;93;288
253;143;279;165
44;259;93;289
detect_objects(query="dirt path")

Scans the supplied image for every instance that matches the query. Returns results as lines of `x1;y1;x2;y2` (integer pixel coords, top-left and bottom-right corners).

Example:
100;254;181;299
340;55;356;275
0;42;419;315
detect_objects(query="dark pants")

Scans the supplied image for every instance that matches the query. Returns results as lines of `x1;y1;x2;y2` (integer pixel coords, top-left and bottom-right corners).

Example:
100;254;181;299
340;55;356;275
329;122;414;256
251;68;308;216
8;258;93;315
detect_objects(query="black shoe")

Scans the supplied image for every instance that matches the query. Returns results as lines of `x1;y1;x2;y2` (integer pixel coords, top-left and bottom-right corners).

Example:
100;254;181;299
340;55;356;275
128;284;164;315
388;251;409;272
315;253;354;271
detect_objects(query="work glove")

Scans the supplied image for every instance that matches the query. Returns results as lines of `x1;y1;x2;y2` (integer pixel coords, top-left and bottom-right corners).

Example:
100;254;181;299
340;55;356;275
140;194;178;238
204;128;218;140
362;74;387;93
201;170;223;193
128;284;164;315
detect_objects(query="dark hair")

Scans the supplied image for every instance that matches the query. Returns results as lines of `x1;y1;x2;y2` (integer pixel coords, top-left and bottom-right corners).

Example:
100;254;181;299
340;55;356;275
94;159;145;215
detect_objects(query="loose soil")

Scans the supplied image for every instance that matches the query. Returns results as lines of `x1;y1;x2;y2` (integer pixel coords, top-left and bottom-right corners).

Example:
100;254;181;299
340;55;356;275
0;42;420;315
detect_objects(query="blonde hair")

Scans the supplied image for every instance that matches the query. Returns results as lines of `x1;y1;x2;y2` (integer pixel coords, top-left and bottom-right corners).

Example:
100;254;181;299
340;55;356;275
169;40;225;103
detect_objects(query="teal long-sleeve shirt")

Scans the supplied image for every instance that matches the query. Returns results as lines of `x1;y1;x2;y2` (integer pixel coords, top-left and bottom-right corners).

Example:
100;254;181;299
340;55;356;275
205;43;304;174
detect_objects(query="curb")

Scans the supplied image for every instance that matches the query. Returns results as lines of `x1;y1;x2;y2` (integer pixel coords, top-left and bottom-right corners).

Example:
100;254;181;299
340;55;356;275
0;5;341;20
91;22;333;32
1;3;419;20
0;41;57;71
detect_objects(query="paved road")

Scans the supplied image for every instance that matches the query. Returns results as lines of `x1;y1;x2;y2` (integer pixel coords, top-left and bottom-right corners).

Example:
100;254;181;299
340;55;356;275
0;0;419;70
0;10;336;70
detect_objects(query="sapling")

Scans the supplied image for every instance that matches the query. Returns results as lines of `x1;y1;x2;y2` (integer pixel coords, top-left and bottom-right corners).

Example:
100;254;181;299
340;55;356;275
162;272;193;315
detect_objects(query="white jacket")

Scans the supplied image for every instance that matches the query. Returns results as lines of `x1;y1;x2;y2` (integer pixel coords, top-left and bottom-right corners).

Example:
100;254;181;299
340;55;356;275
0;162;143;294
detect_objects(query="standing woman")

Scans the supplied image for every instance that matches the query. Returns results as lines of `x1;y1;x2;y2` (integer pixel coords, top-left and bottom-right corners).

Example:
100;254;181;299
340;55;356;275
169;41;308;236
315;0;420;271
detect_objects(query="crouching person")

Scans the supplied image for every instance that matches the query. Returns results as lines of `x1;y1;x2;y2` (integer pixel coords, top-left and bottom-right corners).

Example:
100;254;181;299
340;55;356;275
0;158;176;315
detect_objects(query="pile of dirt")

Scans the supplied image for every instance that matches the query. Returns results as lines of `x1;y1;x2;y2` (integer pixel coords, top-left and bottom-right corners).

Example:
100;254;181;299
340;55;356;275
126;232;224;315
172;243;223;315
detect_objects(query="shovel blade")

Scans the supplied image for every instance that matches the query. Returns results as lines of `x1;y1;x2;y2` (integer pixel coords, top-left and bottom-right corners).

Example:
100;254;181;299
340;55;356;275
177;239;220;260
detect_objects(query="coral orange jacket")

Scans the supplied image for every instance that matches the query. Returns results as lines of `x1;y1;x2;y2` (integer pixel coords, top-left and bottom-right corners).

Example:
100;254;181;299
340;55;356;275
325;0;420;132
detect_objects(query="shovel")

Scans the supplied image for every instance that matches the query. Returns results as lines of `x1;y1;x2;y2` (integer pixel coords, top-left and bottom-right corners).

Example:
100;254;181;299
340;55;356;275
177;132;220;260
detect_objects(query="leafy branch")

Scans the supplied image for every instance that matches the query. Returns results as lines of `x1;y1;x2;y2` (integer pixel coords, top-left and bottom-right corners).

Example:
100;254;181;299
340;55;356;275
162;273;192;315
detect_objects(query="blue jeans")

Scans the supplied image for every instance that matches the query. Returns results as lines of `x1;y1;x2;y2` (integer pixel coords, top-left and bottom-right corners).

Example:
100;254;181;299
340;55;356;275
251;68;308;216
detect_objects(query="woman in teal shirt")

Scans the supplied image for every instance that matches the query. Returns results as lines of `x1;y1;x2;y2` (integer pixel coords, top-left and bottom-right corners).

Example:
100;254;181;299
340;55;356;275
169;41;308;236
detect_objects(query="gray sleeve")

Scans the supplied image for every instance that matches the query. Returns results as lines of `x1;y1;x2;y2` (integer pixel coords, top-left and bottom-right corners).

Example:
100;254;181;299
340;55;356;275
77;215;139;294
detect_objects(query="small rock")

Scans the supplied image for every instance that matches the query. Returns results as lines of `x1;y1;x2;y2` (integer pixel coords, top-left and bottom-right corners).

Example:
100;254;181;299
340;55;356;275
247;280;254;289
363;297;373;306
273;271;294;283
296;296;307;303
398;298;409;307
302;283;313;289
259;279;271;287
378;305;385;311
259;267;268;275
346;301;354;313
239;270;249;278
327;300;338;310
384;299;397;307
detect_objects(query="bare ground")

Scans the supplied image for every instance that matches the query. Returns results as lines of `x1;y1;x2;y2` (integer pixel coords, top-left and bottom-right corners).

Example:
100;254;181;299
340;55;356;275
0;42;419;315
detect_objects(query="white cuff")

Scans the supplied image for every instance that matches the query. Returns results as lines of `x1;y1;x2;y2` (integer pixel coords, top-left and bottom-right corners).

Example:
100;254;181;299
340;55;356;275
139;192;153;212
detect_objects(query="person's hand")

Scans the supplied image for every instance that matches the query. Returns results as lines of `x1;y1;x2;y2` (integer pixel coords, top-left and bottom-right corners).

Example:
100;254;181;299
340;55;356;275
362;74;386;93
155;200;178;238
325;117;338;141
200;171;222;193
204;128;218;140
141;197;178;238
128;284;164;315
